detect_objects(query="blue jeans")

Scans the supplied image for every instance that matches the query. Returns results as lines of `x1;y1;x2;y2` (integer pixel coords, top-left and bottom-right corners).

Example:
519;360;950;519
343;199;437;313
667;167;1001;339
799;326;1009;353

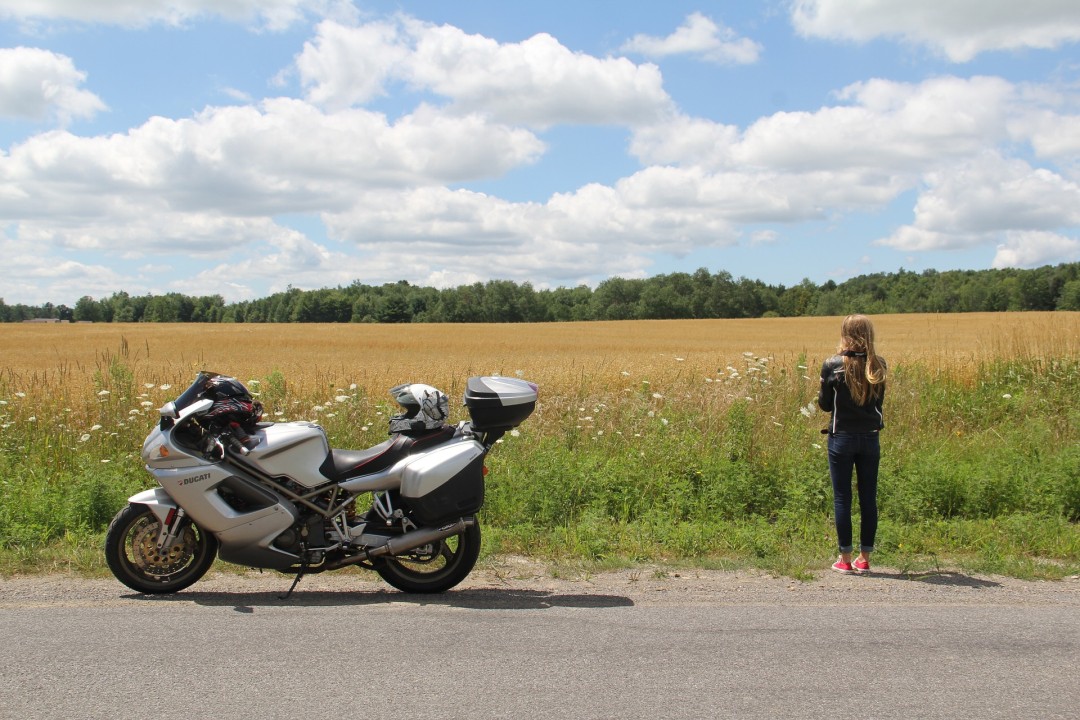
828;432;880;554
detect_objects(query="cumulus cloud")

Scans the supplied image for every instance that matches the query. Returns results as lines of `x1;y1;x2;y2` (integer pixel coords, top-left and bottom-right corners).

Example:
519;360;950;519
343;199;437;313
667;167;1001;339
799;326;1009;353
0;99;545;227
0;0;351;30
791;0;1080;62
879;153;1080;251
296;18;673;126
0;47;106;124
632;76;1020;173
993;230;1080;268
621;12;763;64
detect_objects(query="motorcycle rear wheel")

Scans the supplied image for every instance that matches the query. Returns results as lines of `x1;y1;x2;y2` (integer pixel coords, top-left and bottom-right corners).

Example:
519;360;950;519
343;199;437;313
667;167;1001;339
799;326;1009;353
104;504;218;594
375;521;481;593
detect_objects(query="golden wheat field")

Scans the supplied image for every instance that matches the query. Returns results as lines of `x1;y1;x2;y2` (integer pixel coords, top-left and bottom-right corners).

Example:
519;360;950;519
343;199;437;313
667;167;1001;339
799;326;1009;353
2;314;1078;394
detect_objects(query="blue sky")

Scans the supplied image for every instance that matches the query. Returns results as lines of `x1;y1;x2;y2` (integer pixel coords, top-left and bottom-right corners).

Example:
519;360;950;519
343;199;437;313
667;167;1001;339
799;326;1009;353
1;0;1079;306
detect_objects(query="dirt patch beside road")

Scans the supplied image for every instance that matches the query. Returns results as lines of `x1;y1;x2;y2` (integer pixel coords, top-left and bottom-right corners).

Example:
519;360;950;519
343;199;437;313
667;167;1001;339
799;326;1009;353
2;558;1078;609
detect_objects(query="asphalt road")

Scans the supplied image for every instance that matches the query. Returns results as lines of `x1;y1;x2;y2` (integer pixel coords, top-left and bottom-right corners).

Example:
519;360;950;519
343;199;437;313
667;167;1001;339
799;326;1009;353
2;566;1077;719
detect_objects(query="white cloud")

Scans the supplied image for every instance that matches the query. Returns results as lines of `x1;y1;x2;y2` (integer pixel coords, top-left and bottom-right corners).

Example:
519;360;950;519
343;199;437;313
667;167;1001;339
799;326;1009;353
296;18;673;126
621;12;762;64
1018;109;1080;161
0;0;350;30
879;153;1080;251
0;47;106;124
633;76;1020;173
791;0;1080;62
993;230;1080;268
0;98;544;227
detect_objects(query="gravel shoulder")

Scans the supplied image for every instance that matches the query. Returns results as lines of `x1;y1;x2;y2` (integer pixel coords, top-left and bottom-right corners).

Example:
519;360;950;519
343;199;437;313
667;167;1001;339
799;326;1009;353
2;557;1078;609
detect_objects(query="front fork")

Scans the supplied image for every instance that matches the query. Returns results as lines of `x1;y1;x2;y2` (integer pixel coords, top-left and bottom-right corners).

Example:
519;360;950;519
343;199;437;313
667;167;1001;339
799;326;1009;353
158;507;189;553
128;487;188;553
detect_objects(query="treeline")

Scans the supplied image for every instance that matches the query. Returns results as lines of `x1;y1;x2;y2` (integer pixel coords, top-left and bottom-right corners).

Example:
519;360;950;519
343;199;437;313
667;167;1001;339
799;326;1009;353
4;263;1080;324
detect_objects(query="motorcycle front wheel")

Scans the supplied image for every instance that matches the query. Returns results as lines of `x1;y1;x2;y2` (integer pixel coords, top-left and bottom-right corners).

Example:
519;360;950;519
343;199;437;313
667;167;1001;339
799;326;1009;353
375;521;481;593
104;504;218;594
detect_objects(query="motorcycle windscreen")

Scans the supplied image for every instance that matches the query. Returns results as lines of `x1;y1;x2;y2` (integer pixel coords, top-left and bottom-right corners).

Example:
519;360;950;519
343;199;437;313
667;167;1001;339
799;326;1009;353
399;441;486;525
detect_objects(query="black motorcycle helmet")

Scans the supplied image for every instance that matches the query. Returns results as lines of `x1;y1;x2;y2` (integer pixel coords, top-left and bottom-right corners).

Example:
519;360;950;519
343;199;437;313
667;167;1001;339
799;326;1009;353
201;375;263;431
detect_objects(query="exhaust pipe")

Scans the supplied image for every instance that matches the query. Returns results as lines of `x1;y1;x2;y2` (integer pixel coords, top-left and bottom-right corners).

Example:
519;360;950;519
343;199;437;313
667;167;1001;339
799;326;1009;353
325;517;474;570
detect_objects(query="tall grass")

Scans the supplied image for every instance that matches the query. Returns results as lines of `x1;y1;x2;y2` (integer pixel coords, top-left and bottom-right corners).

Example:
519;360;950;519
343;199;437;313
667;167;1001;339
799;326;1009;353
1;315;1077;578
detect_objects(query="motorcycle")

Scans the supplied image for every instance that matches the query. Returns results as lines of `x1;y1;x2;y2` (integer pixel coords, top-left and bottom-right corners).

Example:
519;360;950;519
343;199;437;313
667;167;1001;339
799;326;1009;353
104;371;537;596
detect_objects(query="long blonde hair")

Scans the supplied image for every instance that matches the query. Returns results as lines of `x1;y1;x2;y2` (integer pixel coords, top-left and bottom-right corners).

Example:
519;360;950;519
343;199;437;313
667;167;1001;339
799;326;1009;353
838;314;886;405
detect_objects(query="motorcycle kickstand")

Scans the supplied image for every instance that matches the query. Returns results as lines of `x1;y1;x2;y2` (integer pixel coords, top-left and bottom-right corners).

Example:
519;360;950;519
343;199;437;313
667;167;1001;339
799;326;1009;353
280;544;310;601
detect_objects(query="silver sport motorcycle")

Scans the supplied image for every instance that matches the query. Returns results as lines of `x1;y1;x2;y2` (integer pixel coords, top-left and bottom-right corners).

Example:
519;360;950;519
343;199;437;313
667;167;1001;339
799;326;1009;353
104;371;537;596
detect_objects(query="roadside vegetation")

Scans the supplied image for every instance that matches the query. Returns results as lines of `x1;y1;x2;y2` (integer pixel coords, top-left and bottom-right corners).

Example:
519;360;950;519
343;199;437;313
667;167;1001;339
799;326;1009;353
1;315;1077;580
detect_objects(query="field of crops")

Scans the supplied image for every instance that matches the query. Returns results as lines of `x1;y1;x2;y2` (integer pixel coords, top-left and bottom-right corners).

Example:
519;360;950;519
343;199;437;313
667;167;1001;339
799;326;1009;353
1;313;1078;578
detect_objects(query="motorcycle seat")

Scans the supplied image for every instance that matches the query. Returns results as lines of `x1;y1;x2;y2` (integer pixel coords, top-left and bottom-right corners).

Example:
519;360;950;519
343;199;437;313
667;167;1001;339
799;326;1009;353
319;425;457;482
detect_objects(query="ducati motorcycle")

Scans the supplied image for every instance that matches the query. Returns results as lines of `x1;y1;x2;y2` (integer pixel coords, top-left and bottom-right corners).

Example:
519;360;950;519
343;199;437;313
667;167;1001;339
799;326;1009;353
104;371;537;596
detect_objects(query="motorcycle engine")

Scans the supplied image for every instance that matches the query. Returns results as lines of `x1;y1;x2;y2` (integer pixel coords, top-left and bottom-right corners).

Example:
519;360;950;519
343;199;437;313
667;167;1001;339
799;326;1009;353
272;513;326;552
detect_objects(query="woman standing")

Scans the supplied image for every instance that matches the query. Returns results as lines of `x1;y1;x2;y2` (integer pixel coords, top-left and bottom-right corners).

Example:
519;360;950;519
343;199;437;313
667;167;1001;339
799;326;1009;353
818;314;887;574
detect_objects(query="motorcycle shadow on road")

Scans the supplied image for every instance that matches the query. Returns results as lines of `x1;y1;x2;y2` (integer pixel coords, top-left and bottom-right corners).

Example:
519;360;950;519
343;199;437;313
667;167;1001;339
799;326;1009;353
127;587;636;611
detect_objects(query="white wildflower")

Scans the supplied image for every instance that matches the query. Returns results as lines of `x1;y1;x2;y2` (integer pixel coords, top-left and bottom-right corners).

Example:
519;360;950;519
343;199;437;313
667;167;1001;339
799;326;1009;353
652;393;663;399
1002;393;1012;399
312;406;325;413
743;351;754;358
98;390;111;396
144;383;155;389
79;433;91;442
15;392;26;398
335;395;350;403
510;429;520;437
350;384;357;390
140;401;152;407
91;424;102;431
160;384;172;391
27;416;36;422
661;418;669;426
101;459;111;463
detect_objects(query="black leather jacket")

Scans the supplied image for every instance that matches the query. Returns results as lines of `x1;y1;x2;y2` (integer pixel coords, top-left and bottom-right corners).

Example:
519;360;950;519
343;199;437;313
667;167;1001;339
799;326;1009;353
817;355;885;435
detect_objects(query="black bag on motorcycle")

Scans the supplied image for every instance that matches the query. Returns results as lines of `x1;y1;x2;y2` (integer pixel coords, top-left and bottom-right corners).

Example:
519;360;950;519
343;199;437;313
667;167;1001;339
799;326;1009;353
400;442;486;525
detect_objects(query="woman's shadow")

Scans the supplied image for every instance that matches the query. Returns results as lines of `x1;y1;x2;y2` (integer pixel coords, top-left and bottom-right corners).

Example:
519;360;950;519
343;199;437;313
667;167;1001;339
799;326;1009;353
863;569;1002;588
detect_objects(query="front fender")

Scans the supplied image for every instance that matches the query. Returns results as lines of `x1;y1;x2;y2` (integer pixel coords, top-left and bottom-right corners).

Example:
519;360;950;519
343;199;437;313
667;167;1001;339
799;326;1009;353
127;487;177;524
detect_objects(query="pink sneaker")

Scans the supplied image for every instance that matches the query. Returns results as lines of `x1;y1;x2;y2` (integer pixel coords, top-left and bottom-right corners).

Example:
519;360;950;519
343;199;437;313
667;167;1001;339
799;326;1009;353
853;558;871;574
832;557;855;574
